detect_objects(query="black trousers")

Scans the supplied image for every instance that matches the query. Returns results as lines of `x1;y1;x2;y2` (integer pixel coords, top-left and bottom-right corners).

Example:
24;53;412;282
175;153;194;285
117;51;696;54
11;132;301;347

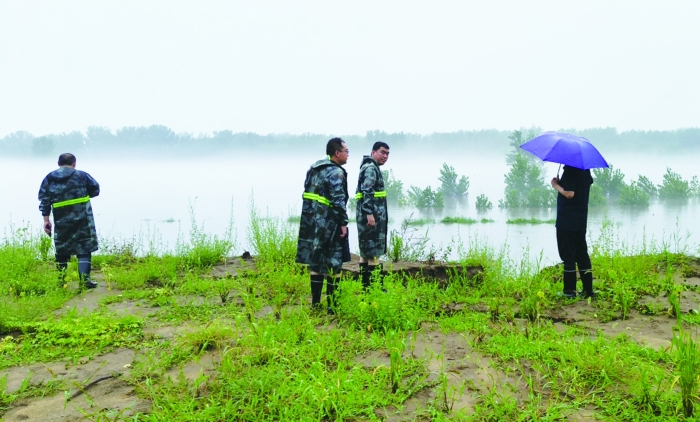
556;228;593;294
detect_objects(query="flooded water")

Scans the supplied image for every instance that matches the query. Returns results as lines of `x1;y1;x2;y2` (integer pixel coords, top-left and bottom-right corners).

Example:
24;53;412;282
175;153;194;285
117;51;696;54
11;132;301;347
3;150;699;266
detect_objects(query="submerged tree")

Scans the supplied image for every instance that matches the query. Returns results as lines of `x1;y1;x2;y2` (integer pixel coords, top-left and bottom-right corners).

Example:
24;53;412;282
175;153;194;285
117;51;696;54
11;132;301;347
407;186;444;208
499;154;554;208
382;169;406;204
438;163;469;197
505;130;538;166
617;181;650;206
593;164;626;198
658;168;691;199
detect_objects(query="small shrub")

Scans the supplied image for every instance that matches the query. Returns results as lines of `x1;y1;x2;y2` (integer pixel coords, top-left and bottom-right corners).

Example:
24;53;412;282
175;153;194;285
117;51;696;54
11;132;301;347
589;184;607;206
658;168;691;199
475;194;493;210
382;169;407;204
593;163;626;197
407;186;444;208
636;175;658;198
438;163;469;197
617;182;650;206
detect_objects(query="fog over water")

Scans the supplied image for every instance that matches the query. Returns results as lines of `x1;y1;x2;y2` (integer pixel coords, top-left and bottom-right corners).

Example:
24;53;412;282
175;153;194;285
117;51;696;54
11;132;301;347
4;149;699;266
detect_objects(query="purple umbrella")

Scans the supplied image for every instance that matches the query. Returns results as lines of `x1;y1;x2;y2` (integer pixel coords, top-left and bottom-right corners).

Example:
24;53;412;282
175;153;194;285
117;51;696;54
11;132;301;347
519;132;609;170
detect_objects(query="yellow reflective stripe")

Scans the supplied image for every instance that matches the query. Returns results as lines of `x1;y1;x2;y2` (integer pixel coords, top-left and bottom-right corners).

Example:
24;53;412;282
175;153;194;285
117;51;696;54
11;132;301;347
53;196;90;208
355;191;386;200
302;192;331;206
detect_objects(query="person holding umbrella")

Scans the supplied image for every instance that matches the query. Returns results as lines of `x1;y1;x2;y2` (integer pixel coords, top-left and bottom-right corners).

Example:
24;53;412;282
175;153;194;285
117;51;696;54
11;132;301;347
520;132;608;299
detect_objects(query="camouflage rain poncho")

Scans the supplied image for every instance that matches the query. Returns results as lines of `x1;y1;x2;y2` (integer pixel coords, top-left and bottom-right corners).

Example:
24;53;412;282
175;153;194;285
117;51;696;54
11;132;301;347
38;167;100;256
296;158;350;274
355;155;388;258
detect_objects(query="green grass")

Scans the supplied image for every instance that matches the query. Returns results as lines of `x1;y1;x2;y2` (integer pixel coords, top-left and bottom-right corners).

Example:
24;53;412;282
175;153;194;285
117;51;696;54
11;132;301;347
1;213;699;420
440;216;478;224
506;217;556;225
404;218;435;226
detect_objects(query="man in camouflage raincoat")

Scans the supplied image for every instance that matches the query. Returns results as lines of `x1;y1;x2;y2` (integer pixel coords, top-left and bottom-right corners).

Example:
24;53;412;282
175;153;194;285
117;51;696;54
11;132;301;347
39;153;100;289
296;138;351;313
355;142;390;289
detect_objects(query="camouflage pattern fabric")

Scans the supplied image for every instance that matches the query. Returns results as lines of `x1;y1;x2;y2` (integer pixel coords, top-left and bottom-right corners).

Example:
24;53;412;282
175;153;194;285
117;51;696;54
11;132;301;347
355;156;388;258
296;158;350;275
39;167;100;256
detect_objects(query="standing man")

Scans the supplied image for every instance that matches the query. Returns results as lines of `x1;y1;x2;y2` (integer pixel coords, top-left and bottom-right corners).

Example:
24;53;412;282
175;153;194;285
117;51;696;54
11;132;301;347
296;138;351;314
39;153;100;289
551;165;594;299
355;142;390;290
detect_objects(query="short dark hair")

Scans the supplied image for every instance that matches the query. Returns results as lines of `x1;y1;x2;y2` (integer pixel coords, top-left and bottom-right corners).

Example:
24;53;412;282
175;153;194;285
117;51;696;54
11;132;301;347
326;137;345;157
58;153;76;166
372;142;390;151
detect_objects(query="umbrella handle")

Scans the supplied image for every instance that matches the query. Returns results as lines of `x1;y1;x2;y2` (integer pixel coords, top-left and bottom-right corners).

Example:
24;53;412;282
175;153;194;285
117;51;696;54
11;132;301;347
557;164;561;179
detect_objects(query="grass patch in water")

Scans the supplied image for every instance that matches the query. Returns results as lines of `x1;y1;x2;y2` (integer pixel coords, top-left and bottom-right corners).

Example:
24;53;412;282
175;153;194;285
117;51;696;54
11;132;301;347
440;216;478;225
506;217;555;225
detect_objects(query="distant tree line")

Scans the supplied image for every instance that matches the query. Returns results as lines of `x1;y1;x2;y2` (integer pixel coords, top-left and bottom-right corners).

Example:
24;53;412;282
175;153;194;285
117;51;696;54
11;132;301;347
2;125;700;158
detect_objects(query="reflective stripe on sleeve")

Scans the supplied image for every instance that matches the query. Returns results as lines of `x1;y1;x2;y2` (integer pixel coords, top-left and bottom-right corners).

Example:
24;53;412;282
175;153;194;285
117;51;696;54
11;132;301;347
355;191;387;200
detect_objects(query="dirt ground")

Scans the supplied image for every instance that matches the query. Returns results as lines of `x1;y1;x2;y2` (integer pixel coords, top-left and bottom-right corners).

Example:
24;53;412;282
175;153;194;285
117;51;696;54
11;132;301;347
1;257;696;421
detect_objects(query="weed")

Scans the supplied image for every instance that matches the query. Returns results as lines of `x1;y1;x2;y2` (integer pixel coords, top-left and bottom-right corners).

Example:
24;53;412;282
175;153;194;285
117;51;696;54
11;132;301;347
672;329;700;417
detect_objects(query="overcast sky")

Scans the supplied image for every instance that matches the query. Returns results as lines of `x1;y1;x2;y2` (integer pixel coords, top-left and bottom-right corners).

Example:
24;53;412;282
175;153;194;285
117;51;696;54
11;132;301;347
0;1;698;137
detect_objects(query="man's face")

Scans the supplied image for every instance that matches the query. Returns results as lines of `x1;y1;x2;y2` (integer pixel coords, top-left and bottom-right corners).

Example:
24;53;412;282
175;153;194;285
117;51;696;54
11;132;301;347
334;142;349;165
371;147;390;166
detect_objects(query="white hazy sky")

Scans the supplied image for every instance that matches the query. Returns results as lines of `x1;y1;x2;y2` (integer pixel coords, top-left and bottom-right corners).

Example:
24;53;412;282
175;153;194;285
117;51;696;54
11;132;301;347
1;1;699;137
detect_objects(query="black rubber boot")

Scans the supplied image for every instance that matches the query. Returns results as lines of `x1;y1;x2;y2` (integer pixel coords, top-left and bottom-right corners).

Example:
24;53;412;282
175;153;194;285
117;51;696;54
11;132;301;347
78;254;97;289
310;274;324;310
326;275;338;315
562;266;577;298
360;262;370;291
580;269;594;298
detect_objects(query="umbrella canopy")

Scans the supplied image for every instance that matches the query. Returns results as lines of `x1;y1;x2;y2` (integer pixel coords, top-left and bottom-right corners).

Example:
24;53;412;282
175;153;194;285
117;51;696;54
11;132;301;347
519;132;609;170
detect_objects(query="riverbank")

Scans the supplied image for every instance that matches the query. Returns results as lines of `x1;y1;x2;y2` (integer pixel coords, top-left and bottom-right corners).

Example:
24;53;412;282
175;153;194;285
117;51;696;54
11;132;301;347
2;228;700;420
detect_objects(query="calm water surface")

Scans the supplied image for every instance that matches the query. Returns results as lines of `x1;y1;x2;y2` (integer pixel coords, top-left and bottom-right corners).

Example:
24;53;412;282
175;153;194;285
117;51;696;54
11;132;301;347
3;151;699;266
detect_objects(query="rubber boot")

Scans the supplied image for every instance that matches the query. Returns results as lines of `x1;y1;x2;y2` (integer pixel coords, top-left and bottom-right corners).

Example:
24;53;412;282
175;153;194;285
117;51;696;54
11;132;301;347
78;254;97;289
326;275;338;315
561;265;577;298
359;262;370;291
310;274;324;310
580;268;594;298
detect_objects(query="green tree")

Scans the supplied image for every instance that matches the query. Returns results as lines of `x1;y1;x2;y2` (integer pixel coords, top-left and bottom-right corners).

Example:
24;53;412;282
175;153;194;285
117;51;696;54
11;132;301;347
382;169;406;204
505;130;538;165
475;194;493;210
658;168;691;199
499;154;553;208
31;136;55;156
407;186;444;208
636;175;658;198
589;184;607;206
617;182;650;206
593;164;626;197
438;163;469;197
